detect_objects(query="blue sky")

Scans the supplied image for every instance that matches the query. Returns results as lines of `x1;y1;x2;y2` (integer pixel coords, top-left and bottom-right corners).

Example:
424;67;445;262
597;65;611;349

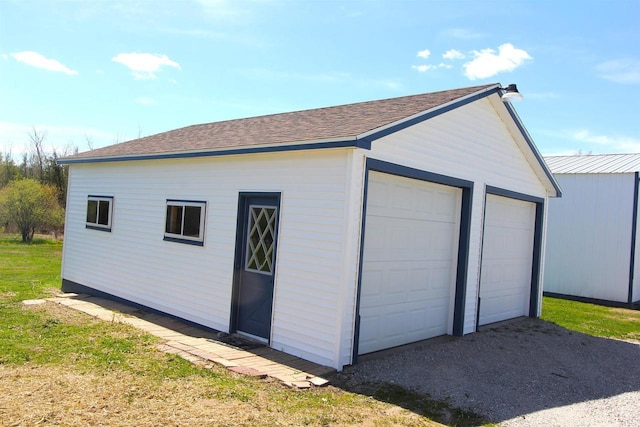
1;0;639;157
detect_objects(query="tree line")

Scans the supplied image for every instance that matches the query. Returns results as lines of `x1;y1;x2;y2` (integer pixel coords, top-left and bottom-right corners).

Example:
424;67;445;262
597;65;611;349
0;128;77;242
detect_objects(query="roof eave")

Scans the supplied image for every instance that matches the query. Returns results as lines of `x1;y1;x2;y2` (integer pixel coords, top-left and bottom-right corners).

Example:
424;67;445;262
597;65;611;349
57;136;366;165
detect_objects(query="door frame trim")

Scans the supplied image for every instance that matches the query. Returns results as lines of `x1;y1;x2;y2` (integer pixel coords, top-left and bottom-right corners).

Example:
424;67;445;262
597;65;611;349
352;158;474;363
229;192;282;339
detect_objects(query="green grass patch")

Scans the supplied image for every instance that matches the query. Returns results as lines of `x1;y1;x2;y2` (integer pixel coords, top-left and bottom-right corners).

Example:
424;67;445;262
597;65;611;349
0;234;443;426
0;234;63;301
541;296;640;342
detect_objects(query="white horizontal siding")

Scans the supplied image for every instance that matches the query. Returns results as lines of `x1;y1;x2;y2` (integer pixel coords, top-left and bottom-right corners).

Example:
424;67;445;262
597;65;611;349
367;96;547;334
544;173;634;303
63;149;353;368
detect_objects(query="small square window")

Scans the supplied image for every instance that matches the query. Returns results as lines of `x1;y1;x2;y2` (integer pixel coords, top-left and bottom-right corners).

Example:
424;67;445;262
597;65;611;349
86;196;113;231
164;200;206;245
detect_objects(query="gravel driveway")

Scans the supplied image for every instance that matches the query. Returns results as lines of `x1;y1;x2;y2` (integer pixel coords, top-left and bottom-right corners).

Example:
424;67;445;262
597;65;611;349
336;317;640;426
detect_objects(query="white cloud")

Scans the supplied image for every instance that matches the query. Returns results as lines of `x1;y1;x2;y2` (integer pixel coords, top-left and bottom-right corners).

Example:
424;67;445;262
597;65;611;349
237;67;402;90
194;0;251;22
572;129;640;151
440;28;485;40
412;65;431;72
9;51;78;75
463;43;532;80
596;58;640;84
537;128;640;155
112;53;181;79
412;63;451;72
416;49;431;59
135;97;157;106
443;49;465;60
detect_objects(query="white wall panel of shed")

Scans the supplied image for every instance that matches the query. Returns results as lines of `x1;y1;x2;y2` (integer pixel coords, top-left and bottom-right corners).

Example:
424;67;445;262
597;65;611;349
545;174;634;303
62;149;354;368
368;97;548;333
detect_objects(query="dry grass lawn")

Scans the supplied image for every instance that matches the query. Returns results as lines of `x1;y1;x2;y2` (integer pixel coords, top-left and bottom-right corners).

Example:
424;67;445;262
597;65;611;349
1;364;425;426
1;302;440;427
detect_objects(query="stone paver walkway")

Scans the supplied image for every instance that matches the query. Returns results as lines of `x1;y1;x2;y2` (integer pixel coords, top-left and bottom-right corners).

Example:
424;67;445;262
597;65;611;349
25;293;334;388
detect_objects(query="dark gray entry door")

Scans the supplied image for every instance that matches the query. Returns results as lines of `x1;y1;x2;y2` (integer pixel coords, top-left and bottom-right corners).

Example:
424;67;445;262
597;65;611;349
233;194;280;341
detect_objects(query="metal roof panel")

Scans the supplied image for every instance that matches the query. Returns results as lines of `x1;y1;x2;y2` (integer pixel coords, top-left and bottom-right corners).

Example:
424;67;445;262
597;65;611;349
544;153;640;174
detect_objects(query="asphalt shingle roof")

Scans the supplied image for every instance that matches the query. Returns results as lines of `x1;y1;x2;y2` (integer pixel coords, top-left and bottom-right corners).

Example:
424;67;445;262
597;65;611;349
65;84;497;160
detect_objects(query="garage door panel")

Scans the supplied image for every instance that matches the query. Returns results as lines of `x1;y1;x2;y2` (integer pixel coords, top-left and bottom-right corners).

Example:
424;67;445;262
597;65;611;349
479;194;535;326
434;191;459;217
364;217;457;261
359;171;461;354
392;184;414;211
359;298;449;354
361;261;451;308
479;292;527;322
483;229;533;259
368;181;459;224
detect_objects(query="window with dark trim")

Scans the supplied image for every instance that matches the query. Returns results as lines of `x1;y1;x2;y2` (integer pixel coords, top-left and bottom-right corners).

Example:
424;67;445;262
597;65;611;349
86;196;113;231
164;200;206;245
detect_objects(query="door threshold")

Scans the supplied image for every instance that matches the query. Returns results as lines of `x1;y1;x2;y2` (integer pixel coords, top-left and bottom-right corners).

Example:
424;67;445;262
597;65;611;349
235;330;269;345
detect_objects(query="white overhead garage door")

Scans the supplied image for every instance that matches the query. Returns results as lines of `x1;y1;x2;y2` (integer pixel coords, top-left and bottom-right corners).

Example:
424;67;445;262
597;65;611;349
359;171;461;355
478;194;535;326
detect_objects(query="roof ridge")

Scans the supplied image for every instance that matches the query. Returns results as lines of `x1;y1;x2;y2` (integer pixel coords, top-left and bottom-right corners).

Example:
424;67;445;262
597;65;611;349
168;83;499;130
61;83;500;162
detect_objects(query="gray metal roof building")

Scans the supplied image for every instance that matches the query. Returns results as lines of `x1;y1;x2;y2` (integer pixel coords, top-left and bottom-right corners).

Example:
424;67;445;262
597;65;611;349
543;154;640;305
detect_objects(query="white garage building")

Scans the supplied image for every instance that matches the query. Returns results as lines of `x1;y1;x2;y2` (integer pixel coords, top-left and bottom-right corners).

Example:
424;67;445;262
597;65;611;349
544;154;640;306
59;84;560;370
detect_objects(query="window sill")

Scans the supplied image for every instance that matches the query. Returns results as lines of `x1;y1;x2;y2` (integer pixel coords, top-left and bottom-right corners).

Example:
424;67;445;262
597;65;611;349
86;225;112;232
163;236;204;246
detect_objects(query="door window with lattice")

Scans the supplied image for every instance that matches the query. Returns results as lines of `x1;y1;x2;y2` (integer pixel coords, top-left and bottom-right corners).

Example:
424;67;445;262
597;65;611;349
245;206;277;274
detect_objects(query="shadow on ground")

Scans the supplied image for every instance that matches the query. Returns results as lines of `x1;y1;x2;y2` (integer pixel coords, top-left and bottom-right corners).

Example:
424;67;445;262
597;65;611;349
332;317;640;425
82;295;268;350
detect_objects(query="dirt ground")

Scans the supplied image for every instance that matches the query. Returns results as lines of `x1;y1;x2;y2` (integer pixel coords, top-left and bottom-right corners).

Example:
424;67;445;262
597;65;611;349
336;317;640;426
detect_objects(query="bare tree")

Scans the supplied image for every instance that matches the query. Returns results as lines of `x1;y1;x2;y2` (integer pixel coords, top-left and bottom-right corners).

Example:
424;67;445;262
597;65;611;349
28;127;47;181
85;133;94;151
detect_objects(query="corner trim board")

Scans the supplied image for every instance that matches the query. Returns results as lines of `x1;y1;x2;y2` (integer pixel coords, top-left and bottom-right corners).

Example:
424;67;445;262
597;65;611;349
628;172;639;304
